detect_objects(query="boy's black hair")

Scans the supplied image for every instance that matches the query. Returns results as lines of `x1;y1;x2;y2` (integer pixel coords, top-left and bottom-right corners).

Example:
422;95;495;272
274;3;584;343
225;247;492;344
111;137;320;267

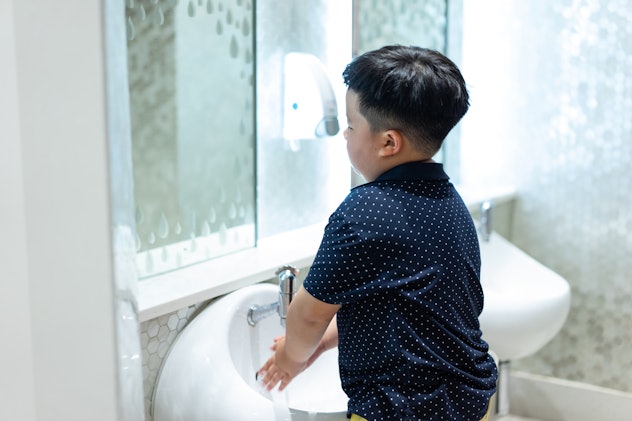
342;45;469;155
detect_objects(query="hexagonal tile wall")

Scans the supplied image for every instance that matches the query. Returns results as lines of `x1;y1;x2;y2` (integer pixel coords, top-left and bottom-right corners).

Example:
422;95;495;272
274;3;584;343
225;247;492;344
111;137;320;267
141;303;206;420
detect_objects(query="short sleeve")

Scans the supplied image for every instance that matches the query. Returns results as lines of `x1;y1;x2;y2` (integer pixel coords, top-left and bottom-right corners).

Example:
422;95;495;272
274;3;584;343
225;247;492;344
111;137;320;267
303;186;420;304
303;209;379;304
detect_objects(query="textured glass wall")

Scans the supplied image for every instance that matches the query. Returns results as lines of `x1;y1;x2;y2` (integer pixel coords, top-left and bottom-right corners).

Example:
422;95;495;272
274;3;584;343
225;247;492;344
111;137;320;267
460;1;632;392
126;0;256;277
355;0;447;54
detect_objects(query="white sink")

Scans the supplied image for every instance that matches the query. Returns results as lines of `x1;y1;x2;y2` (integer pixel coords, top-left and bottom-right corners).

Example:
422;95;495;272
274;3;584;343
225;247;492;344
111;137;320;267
479;232;571;361
152;283;348;421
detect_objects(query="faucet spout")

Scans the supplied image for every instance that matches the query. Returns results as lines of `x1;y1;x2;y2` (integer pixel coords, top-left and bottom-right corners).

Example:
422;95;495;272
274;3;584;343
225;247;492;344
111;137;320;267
246;265;300;327
247;302;279;326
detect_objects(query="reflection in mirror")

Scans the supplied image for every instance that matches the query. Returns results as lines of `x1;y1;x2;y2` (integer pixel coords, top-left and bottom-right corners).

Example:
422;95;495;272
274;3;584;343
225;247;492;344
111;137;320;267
125;0;256;277
255;0;352;238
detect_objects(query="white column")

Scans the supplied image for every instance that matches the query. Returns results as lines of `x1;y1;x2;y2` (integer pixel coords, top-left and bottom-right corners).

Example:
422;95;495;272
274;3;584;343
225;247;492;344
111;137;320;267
2;0;136;419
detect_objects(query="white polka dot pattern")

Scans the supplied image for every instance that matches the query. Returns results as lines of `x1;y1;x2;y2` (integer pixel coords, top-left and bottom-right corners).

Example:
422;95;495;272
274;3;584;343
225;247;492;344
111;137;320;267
304;162;497;420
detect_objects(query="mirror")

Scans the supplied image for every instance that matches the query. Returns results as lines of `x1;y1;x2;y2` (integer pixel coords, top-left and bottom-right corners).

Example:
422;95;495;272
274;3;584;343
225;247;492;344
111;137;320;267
125;0;256;277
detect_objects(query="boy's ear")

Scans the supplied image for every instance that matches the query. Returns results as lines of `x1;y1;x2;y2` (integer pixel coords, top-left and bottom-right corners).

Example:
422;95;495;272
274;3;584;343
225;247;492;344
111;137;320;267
379;129;404;157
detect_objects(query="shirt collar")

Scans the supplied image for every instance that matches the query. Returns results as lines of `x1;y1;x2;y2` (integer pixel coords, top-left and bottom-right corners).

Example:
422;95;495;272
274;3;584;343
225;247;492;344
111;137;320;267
373;161;449;183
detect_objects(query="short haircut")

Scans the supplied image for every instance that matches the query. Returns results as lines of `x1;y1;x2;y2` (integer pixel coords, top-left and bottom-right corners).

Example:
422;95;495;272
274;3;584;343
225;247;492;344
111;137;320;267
342;45;469;155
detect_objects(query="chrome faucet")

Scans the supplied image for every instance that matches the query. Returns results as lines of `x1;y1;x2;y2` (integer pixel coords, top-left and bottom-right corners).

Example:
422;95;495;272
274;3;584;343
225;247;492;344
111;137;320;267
480;200;494;242
247;265;300;327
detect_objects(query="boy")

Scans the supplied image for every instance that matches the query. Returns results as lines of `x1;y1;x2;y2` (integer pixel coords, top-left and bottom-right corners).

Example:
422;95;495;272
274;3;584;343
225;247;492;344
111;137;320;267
258;45;497;420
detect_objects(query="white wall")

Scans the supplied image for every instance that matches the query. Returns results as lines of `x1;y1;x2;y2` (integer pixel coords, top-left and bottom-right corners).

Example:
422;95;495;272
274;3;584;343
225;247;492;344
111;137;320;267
1;0;125;419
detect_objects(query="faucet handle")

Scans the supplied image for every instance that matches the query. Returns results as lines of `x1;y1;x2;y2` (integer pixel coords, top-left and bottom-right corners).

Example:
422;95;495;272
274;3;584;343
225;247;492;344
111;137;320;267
275;265;300;277
480;200;494;242
276;265;299;328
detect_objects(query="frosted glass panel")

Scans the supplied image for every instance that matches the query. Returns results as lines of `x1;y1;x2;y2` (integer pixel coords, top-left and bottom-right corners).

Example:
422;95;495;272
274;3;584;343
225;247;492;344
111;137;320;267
126;0;255;277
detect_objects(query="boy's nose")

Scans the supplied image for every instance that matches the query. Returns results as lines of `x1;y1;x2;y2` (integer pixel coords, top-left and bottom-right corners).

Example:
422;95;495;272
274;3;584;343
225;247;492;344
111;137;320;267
343;127;349;139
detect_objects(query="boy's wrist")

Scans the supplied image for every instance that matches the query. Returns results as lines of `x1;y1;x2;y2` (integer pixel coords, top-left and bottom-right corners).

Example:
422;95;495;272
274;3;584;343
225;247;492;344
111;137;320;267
276;345;308;376
277;339;308;365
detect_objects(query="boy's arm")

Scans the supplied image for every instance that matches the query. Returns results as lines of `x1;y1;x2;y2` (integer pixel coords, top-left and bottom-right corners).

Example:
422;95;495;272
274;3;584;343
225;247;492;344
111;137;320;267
258;286;340;390
285;287;340;361
319;314;339;351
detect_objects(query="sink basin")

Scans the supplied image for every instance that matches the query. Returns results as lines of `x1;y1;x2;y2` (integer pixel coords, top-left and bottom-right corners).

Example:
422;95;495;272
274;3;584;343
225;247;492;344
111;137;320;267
152;283;348;421
478;232;571;361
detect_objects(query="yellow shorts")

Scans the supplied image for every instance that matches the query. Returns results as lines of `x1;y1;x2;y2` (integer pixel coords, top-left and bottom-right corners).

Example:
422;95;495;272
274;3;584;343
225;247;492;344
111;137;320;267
350;400;492;421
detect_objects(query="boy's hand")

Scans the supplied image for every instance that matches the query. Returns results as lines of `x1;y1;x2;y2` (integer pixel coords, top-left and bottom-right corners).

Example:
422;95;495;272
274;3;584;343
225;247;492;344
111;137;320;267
258;333;334;391
258;336;308;391
256;288;340;391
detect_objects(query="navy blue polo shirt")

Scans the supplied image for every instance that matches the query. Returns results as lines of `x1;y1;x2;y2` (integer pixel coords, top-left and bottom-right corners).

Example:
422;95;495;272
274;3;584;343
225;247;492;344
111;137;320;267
303;162;497;420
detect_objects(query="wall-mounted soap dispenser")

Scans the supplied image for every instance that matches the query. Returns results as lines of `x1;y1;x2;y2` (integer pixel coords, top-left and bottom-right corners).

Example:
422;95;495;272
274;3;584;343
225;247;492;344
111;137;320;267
283;52;340;142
